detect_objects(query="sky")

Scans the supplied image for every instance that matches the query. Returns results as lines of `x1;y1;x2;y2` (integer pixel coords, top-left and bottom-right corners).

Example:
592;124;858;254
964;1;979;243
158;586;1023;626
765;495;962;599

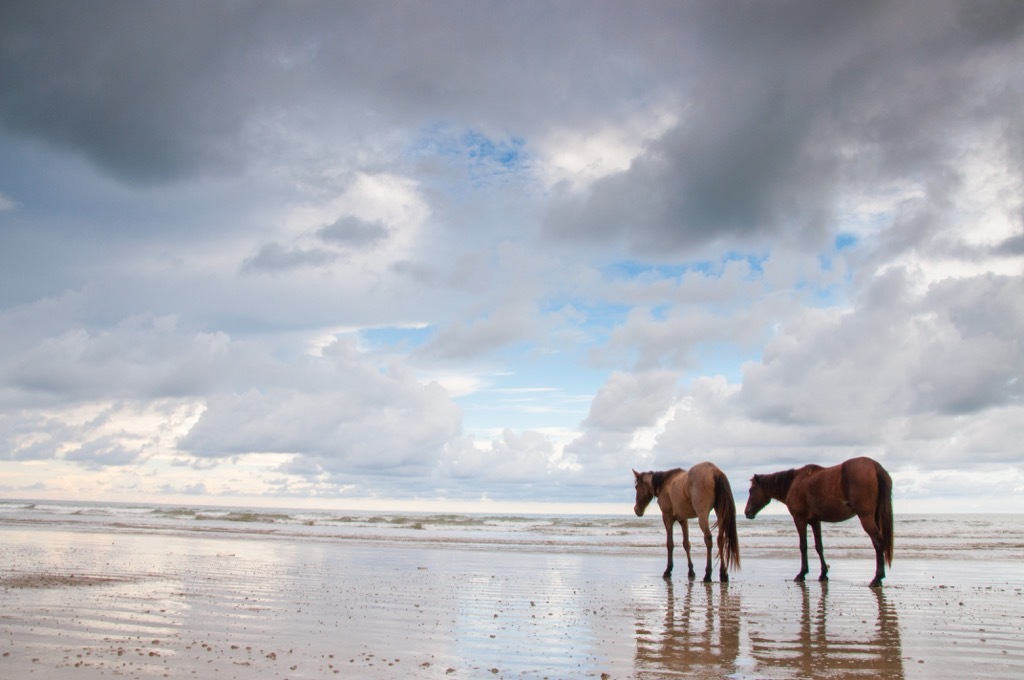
1;1;1022;514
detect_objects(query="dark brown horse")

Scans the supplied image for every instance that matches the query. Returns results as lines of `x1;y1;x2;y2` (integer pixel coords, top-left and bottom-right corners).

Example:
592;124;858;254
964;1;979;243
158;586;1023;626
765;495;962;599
744;456;894;587
633;462;741;582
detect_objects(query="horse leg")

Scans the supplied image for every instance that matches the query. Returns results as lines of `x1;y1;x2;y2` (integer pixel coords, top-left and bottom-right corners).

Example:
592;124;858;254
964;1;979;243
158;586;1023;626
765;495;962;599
662;516;675;579
869;543;886;588
858;513;886;587
811;521;828;581
793;519;809;582
681;520;695;580
698;514;713;583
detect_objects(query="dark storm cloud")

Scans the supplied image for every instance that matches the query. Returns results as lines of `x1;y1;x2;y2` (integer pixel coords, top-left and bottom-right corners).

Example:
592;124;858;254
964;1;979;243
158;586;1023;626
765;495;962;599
544;1;1024;256
4;1;1020;202
0;1;686;185
956;0;1024;44
0;1;264;183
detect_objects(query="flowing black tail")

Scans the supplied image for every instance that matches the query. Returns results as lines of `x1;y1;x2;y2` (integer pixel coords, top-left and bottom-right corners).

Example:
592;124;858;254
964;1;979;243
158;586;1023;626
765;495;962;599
714;471;741;571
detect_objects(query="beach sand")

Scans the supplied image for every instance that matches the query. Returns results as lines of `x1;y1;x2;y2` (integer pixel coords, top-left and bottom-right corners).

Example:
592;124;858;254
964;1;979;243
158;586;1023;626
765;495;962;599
2;526;1022;679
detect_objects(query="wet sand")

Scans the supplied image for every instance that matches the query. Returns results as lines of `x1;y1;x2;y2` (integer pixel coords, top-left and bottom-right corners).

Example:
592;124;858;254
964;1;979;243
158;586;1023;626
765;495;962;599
1;526;1022;679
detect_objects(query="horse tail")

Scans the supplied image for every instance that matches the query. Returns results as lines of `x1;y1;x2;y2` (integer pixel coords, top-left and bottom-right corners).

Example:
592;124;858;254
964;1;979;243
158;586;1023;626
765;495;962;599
714;470;741;571
875;463;894;567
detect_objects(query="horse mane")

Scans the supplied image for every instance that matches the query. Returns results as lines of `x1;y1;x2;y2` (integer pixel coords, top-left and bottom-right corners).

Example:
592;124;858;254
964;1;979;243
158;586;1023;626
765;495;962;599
756;468;800;500
652;468;684;495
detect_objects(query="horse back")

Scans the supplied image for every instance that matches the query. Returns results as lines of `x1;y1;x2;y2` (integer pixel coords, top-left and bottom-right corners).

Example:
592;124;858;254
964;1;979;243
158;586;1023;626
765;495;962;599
789;463;855;522
659;462;721;521
790;457;886;523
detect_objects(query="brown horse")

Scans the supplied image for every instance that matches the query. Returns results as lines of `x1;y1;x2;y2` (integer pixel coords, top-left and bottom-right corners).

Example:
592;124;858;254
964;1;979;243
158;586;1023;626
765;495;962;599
633;462;741;582
744;456;894;587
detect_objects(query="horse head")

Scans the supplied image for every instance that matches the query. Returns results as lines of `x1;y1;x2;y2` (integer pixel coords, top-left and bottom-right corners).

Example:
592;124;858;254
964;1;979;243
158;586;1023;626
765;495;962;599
744;474;771;519
633;469;655;517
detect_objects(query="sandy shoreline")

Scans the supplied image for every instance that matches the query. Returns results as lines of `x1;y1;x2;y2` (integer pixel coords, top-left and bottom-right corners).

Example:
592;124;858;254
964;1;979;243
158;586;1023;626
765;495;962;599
2;526;1022;679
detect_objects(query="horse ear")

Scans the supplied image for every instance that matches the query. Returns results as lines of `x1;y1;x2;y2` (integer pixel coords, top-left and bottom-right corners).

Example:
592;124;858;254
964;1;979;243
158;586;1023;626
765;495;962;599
633;469;641;479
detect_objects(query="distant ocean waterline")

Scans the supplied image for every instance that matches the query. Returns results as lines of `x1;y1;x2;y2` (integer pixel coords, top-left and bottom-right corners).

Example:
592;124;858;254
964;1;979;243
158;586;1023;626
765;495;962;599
1;498;1021;563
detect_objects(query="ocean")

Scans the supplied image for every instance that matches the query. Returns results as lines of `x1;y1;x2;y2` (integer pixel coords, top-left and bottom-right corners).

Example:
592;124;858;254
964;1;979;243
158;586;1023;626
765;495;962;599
2;498;1022;563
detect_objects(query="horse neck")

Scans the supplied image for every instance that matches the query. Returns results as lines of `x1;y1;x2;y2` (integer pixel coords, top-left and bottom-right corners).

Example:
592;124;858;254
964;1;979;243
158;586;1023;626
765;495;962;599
762;469;798;502
651;468;684;496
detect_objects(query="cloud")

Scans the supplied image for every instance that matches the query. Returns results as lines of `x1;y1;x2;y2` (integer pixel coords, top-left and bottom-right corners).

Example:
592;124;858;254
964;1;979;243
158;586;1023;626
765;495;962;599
242;243;338;274
178;337;463;476
582;371;678;433
0;2;1022;508
0;398;199;469
318;216;390;249
995;234;1024;256
0;2;688;186
446;429;562;483
740;271;1023;425
542;1;1024;258
419;301;539;361
0;1;264;183
414;243;560;361
63;436;145;469
0;313;232;406
640;270;1024;480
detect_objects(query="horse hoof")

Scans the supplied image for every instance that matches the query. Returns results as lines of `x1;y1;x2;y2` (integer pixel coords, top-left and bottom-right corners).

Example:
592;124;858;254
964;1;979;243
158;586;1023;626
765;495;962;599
869;579;883;588
720;574;729;583
793;574;806;582
818;575;829;582
703;576;712;584
663;572;672;580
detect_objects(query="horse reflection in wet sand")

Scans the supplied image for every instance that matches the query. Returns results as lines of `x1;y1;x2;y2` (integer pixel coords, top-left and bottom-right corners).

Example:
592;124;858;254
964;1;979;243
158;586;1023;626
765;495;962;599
751;583;903;679
634;579;742;677
633;462;741;582
744;456;894;587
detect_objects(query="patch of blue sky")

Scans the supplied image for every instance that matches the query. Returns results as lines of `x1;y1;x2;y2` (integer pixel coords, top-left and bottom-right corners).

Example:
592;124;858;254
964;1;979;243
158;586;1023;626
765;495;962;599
813;232;858;298
650;303;671;321
794;276;849;308
606;251;767;283
462;129;525;169
407;122;455;156
722;251;768;277
819;233;858;272
456;350;604;434
407;123;528;182
834;232;858;250
606;260;688;281
359;324;433;352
